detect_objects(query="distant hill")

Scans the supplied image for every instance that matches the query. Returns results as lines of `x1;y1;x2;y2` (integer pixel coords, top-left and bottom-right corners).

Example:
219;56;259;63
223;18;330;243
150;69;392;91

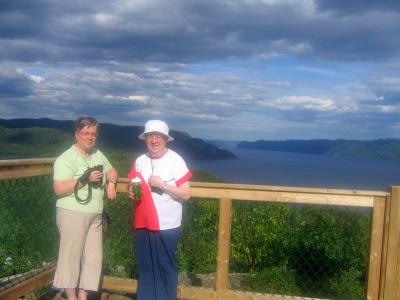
0;125;72;159
205;139;241;149
0;118;236;161
237;139;400;161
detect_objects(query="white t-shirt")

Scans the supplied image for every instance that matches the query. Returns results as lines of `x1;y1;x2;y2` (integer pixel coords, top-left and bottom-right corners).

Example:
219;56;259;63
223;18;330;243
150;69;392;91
128;149;192;230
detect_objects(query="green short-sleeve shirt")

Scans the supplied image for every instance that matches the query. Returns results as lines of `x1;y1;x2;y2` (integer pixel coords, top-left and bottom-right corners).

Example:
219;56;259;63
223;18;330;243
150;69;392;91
53;145;113;213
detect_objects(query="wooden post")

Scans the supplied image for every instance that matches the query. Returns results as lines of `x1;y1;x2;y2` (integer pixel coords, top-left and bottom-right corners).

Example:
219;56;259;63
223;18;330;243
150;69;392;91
379;194;391;300
367;196;386;300
216;198;232;292
381;186;400;299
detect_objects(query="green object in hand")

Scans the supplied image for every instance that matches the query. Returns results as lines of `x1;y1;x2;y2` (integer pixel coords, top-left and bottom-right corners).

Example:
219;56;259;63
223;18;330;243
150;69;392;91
131;177;141;200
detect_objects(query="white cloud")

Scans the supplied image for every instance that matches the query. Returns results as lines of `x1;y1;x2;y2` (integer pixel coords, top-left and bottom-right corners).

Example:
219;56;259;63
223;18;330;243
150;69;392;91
128;95;150;103
128;108;162;116
104;95;150;103
376;105;400;113
29;75;45;83
94;13;118;25
171;111;226;121
260;96;337;112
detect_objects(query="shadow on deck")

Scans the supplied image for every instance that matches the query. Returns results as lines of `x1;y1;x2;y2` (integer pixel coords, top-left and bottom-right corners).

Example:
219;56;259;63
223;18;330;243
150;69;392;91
40;289;194;300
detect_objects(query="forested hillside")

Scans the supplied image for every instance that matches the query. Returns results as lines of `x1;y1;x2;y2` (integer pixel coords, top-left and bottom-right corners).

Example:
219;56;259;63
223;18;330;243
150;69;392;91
0;118;236;162
238;139;400;160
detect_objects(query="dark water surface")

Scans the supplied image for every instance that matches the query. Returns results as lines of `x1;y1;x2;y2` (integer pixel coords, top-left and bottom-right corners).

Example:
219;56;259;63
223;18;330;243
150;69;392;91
189;148;400;191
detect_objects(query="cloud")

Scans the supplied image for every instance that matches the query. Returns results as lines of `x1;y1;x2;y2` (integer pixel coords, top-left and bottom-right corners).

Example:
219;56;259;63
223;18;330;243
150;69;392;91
366;76;400;104
261;95;337;112
1;0;400;64
0;67;34;97
316;0;400;14
1;1;400;140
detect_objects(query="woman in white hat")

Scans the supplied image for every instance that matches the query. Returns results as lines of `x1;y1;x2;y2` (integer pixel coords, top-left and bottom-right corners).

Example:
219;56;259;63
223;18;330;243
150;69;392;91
128;120;192;300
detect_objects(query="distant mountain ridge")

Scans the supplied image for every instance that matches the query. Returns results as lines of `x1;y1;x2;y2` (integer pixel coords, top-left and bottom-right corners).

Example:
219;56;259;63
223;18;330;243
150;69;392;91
0;118;236;161
237;139;400;161
205;139;241;149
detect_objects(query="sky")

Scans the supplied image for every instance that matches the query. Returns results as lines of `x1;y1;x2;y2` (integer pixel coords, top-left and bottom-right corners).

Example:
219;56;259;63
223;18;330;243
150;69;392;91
1;0;400;141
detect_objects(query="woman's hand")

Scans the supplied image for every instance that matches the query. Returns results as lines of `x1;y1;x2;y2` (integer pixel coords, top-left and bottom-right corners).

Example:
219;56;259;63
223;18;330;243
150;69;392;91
89;170;103;183
127;184;138;201
148;175;191;201
148;175;164;190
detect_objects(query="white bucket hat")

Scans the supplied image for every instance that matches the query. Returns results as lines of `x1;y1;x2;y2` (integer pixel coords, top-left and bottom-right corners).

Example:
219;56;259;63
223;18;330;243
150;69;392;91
139;120;174;141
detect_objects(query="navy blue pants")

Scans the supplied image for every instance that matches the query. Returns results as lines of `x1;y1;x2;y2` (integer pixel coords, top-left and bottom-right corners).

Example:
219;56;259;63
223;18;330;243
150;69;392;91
135;228;180;300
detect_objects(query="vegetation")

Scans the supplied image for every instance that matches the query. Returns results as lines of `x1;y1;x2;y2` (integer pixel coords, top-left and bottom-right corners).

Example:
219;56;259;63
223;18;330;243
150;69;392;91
101;188;370;298
0;176;58;278
0;125;72;158
0;169;371;299
229;203;369;298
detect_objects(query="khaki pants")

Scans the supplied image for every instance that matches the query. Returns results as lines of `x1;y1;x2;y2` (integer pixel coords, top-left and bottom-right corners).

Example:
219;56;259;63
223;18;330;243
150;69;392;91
53;208;102;291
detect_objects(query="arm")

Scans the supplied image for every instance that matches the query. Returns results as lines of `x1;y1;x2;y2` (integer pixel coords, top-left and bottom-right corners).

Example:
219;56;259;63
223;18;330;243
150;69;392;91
106;167;118;201
148;176;191;201
53;179;79;197
165;181;190;201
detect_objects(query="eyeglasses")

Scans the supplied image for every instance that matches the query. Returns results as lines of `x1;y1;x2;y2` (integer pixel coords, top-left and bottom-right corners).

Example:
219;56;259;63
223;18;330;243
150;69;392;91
79;131;98;138
145;133;164;140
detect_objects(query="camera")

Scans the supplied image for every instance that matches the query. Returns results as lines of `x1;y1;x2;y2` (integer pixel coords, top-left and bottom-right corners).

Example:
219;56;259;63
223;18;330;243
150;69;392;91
91;165;103;172
90;165;103;188
79;165;104;187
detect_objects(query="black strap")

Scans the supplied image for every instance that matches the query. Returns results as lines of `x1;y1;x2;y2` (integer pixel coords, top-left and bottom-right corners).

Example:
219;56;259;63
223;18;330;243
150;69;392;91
74;178;93;205
74;166;101;205
74;166;95;204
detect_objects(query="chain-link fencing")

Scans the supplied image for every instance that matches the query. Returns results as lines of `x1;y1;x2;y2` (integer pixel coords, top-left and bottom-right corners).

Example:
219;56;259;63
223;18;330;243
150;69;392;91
0;175;372;299
0;176;58;292
229;201;370;299
0;175;140;298
177;199;219;288
103;193;137;279
175;199;371;299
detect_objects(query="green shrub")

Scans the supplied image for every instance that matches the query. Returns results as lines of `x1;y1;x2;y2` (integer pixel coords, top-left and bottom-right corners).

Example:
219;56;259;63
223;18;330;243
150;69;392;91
242;266;301;295
328;268;365;300
178;199;219;274
103;194;137;278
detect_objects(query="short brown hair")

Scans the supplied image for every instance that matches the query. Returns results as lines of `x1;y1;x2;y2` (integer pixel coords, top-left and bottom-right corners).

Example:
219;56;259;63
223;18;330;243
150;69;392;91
75;116;99;132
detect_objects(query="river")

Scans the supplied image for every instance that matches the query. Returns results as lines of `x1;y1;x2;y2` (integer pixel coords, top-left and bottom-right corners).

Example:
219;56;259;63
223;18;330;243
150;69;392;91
189;148;400;191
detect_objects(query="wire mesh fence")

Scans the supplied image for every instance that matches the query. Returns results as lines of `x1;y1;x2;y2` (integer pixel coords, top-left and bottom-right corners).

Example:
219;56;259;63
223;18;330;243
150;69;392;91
103;193;137;279
104;197;220;287
229;201;371;299
176;198;371;299
0;174;373;299
177;199;219;288
0;176;58;291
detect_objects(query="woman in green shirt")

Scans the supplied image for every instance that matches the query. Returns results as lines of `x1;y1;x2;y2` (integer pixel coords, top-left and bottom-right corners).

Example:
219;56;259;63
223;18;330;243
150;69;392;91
53;116;118;300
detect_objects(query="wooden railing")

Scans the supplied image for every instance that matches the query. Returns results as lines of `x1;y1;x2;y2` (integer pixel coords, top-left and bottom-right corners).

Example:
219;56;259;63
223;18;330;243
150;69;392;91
1;158;400;300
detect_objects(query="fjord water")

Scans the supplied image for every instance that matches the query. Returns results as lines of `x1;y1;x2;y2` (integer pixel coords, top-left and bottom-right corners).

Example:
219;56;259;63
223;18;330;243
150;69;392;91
189;148;400;191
